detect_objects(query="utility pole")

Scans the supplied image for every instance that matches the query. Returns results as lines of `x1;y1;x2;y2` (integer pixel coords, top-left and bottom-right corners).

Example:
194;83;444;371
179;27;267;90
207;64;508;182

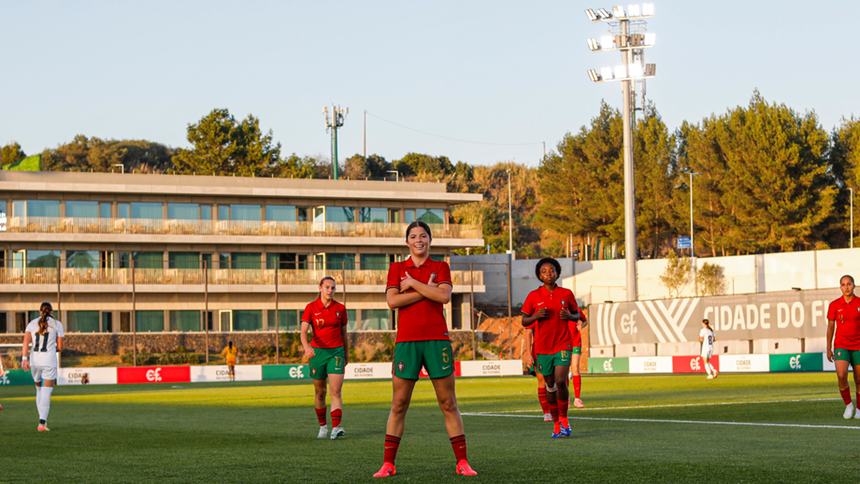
585;4;657;302
507;169;513;259
323;105;348;180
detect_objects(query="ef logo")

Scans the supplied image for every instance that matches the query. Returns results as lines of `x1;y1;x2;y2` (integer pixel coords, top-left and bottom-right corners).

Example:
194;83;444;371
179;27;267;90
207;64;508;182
146;368;162;382
690;358;701;371
603;359;613;372
790;355;802;370
289;367;304;378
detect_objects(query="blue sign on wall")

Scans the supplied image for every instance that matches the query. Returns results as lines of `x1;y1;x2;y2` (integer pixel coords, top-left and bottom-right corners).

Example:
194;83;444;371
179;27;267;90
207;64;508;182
677;236;691;249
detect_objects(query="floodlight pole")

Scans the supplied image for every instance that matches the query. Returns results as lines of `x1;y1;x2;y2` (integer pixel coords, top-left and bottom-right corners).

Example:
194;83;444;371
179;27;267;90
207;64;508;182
620;18;638;302
324;105;348;180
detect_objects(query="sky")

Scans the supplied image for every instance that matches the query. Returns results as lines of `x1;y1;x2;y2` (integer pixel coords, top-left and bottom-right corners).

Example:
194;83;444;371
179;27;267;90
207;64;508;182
2;0;859;167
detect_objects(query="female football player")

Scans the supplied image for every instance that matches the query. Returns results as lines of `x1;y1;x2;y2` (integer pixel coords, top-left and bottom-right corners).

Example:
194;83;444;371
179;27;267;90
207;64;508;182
373;221;476;477
826;275;860;419
522;258;580;439
21;302;64;431
301;276;349;440
699;319;718;379
221;341;239;381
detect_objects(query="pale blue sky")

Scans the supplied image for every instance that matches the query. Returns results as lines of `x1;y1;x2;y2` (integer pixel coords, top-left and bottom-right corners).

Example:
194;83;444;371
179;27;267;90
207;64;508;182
1;1;857;167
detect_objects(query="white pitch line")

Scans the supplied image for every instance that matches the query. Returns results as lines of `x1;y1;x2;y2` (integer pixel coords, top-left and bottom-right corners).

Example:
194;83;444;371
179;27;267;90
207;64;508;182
467;397;840;413
460;412;860;430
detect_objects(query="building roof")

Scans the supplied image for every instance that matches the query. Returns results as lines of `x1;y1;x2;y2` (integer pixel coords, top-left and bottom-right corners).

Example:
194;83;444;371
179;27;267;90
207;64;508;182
0;171;482;204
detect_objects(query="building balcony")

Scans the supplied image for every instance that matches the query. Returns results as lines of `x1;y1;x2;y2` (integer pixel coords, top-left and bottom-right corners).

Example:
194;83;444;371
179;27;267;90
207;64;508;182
0;267;486;294
1;217;483;247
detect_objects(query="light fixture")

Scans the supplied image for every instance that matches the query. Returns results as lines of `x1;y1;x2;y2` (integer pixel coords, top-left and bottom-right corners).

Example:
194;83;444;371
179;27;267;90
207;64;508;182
614;65;627;78
597;7;612;18
628;4;641;16
612;6;626;18
601;35;614;50
585;8;598;21
644;32;656;46
587;38;600;51
600;66;614;80
588;69;601;82
642;3;654;15
629;63;644;78
644;63;656;76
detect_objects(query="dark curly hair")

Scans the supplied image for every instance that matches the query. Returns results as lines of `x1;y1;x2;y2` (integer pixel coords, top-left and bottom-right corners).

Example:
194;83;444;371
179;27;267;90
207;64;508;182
534;257;561;280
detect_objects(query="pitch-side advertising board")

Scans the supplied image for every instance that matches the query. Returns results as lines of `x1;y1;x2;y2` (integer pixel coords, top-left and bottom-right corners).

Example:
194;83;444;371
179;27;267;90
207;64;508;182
190;365;263;383
58;367;118;385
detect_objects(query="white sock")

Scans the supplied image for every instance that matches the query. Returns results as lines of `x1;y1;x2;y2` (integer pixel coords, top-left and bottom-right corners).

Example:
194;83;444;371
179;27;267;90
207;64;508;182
38;387;53;423
704;363;713;375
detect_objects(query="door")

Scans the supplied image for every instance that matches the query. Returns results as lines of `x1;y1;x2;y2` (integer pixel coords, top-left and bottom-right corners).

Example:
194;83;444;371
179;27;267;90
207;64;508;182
120;312;130;332
15;312;26;333
313;206;325;233
219;310;232;332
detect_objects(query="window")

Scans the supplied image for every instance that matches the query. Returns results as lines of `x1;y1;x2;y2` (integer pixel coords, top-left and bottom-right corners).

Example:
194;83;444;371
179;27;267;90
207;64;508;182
354;309;390;331
404;210;415;224
233;310;263;331
231;204;261;221
417;209;444;225
326;253;355;271
100;202;111;219
169;311;200;332
218;254;230;270
168;203;199;220
200;205;212;221
218;205;229;221
118;203;129;219
118;252;131;269
132;252;163;269
135;310;164;332
169;252;200;269
27;200;60;218
0;201;6;232
360;254;388;270
27;250;60;268
267;310;300;331
359;207;388;224
131;202;162;219
297;207;308;222
326;206;354;223
202;253;213;270
66;311;100;333
65;201;98;218
231;253;261;270
266;205;296;222
67;250;99;269
268;253;306;270
430;254;445;262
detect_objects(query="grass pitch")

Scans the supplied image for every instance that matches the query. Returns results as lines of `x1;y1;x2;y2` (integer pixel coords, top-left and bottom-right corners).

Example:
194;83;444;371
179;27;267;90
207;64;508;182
1;373;858;483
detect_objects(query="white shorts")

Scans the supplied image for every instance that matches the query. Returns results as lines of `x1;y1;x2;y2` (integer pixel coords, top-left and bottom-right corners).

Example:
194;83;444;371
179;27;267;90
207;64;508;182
701;347;713;360
31;365;58;382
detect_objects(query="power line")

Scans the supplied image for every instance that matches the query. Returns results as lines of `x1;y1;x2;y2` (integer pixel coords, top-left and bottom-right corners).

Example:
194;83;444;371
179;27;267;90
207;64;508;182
365;111;543;147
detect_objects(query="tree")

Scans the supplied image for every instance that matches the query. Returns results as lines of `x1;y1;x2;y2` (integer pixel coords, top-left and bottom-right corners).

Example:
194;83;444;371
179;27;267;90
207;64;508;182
698;262;726;296
830;117;860;247
268;154;321;179
659;251;692;298
173;109;280;177
40;135;173;173
1;142;26;167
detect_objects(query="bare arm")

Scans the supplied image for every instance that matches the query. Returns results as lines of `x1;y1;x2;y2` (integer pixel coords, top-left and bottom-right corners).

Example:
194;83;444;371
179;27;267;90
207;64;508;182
522;308;547;327
341;323;349;367
300;321;315;358
522;328;534;366
400;272;450;305
21;332;31;371
827;319;836;362
56;336;63;352
387;287;425;309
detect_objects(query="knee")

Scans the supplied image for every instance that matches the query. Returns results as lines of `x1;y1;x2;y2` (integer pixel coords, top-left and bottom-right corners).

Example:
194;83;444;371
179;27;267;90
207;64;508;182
391;397;410;415
315;388;327;399
329;388;342;399
438;396;459;414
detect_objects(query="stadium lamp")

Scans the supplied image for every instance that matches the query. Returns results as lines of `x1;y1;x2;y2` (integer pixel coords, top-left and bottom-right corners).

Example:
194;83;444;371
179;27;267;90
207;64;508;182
642;3;654;16
644;63;656;76
644;32;656;46
586;8;598;21
612;6;626;18
588;69;601;82
601;35;615;50
600;66;614;80
628;4;641;16
587;38;600;51
629;63;644;78
597;8;612;19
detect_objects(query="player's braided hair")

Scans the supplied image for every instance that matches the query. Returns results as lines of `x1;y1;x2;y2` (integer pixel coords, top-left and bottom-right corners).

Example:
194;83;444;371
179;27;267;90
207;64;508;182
702;318;715;334
38;302;52;336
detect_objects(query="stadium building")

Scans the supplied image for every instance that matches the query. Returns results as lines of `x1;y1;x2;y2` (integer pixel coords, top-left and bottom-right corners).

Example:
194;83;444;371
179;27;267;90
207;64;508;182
0;171;485;336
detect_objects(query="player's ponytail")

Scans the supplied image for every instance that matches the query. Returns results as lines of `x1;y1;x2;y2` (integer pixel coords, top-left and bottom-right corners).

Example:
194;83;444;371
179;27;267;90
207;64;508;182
703;318;715;335
228;340;233;350
38;302;53;335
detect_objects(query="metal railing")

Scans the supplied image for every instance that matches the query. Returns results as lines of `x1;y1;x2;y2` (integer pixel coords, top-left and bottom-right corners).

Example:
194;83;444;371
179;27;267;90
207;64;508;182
4;217;481;240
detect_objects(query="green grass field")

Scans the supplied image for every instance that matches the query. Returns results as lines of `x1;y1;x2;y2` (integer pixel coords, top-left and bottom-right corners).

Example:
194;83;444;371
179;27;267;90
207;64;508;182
1;373;858;483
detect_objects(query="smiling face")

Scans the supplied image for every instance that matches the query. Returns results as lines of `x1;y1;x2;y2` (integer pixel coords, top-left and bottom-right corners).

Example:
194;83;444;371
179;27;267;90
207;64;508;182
320;278;336;301
841;276;855;298
539;263;558;286
406;225;431;257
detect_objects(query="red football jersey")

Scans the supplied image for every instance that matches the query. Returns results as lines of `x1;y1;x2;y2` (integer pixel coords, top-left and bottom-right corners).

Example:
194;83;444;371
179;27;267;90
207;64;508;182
522;285;574;355
301;298;348;349
828;296;860;350
566;298;585;348
386;257;452;342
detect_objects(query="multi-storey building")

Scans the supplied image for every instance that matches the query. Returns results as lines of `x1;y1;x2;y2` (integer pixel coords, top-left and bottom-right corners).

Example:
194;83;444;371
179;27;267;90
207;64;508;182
0;171;484;336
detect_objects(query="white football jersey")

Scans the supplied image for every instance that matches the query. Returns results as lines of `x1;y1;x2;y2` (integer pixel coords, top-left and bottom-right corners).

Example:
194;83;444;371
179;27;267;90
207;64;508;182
26;317;64;367
699;327;715;349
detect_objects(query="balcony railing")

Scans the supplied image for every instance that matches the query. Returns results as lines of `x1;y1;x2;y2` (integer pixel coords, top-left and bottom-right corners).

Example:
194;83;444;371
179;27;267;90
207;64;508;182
4;217;481;240
0;267;484;287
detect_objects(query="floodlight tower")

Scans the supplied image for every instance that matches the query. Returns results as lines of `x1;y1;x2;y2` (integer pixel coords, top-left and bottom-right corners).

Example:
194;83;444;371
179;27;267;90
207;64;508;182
323;105;348;180
585;4;657;302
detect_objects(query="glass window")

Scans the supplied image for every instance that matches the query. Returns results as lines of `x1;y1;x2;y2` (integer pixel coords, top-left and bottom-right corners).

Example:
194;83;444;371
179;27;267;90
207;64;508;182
202;253;213;270
404;210;415;224
118;252;131;269
218;205;229;221
65;201;99;218
169;252;200;269
390;210;401;224
266;205;296;222
67;250;99;269
201;205;212;221
233;310;263;331
297;207;308;222
168;203;199;220
0;201;6;232
267;310;300;331
13;200;25;218
231;204;261;221
100;202;111;219
326;253;355;271
66;311;100;333
417;209;444;225
360;254;388;270
231;253;261;270
132;251;163;269
359;207;388;224
169;310;200;332
135;310;164;332
27;250;60;268
218;253;230;270
28;200;60;218
354;309;390;331
130;202;162;219
118;203;129;219
326;206;354;223
430;254;445;262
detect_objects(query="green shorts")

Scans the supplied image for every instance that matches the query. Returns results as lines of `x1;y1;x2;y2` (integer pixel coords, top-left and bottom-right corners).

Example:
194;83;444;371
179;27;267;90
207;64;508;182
309;346;345;380
536;350;572;376
834;348;860;366
393;340;453;380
